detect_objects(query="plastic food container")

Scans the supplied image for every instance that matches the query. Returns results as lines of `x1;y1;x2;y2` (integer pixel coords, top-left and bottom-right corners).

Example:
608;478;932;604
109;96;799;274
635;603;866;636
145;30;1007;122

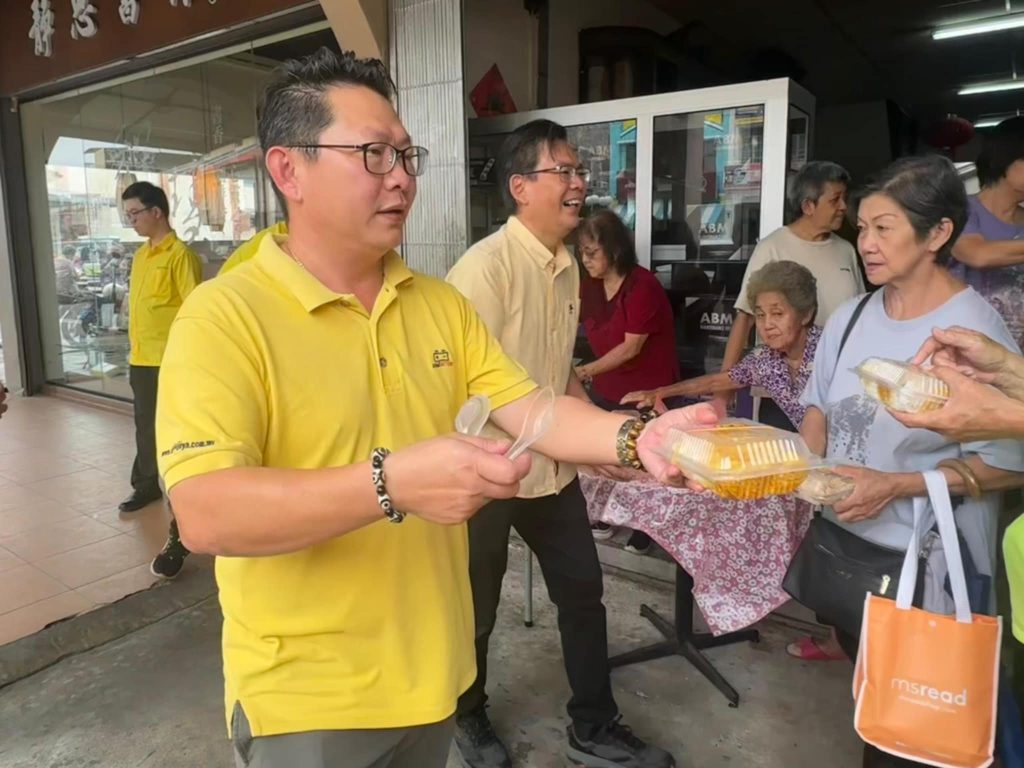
855;358;950;413
796;469;856;506
655;419;826;500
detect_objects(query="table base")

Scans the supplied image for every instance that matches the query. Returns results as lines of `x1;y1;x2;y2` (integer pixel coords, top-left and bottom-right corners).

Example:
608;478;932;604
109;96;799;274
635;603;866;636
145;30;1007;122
609;564;759;707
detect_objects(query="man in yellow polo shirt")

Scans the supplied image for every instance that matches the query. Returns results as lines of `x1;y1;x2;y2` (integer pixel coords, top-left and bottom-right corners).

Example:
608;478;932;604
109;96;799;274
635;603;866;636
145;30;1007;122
156;49;715;768
119;181;201;516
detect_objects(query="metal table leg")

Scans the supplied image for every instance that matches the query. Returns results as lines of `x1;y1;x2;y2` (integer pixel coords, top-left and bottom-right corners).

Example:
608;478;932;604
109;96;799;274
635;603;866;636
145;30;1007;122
609;563;759;707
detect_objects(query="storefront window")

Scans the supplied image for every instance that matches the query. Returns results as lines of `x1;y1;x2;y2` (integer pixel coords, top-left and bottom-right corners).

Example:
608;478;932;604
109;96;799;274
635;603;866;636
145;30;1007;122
570;120;637;230
18;32;332;400
650;104;765;377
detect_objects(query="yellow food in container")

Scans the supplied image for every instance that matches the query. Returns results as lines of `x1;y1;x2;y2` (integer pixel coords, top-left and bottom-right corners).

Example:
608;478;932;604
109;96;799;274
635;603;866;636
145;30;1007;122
855;357;949;413
656;419;827;500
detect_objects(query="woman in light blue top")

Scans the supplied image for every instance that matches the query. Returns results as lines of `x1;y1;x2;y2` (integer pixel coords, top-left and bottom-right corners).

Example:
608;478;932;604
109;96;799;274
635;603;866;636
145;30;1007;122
797;155;1024;768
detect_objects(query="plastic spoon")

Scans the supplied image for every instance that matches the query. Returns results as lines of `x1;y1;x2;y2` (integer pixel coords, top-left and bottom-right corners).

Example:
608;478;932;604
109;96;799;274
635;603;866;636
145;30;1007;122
455;395;492;436
506;387;556;461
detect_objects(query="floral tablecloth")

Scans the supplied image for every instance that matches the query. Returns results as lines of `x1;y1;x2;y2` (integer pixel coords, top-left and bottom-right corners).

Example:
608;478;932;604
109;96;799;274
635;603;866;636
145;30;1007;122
579;473;813;636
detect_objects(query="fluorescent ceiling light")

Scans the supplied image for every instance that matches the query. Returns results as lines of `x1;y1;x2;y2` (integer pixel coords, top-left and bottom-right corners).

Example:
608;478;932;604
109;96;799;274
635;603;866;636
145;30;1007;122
975;110;1023;127
933;12;1024;39
959;79;1024;95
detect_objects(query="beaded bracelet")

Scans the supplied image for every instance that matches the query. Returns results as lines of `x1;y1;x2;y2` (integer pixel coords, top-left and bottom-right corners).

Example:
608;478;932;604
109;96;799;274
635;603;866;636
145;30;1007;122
616;418;645;470
371;447;404;523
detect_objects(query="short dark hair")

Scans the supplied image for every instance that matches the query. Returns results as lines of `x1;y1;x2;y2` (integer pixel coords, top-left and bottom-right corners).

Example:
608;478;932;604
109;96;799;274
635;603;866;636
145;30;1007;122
786;161;850;221
857;154;967;267
257;47;396;211
976;116;1024;188
499;119;569;212
746;260;818;326
121;181;169;218
577;209;638;276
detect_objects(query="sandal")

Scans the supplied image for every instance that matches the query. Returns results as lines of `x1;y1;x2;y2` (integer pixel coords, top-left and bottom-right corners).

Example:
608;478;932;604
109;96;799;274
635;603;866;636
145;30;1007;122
786;635;846;661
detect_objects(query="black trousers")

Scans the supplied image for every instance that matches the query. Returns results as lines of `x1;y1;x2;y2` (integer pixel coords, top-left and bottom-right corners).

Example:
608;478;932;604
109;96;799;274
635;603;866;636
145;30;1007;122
456;478;618;734
129;365;161;496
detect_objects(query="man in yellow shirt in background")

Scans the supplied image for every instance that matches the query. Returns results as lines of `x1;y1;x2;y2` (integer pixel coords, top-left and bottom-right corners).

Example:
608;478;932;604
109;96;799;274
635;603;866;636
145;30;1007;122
219;220;288;275
156;48;713;768
118;181;201;521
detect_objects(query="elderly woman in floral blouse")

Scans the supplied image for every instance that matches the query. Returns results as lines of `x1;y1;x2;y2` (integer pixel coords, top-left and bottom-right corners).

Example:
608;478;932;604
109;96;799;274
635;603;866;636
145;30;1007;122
622;260;820;428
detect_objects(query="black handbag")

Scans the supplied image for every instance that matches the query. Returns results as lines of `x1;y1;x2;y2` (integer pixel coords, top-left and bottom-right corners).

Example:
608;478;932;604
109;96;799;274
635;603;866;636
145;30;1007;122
780;291;908;635
782;516;917;635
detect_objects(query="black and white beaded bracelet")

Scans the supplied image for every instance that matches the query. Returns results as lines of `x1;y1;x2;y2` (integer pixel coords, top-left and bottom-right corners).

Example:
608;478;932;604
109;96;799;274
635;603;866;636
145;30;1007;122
370;447;404;524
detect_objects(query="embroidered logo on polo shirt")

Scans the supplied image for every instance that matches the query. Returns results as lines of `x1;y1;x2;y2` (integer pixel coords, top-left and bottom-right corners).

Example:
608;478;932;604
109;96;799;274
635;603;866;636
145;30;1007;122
432;349;454;368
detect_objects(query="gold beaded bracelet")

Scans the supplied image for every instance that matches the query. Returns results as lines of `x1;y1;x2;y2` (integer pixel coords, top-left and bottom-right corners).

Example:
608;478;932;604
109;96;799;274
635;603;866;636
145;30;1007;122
616;418;645;470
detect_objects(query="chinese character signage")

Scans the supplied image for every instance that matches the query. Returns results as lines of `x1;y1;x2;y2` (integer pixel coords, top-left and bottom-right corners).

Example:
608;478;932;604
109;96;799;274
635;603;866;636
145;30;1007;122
118;0;140;25
29;0;55;57
29;0;225;56
70;0;98;40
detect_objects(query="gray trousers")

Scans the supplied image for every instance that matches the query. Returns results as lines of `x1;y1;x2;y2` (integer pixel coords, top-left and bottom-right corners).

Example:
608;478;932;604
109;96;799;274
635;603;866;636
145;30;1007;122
231;704;454;768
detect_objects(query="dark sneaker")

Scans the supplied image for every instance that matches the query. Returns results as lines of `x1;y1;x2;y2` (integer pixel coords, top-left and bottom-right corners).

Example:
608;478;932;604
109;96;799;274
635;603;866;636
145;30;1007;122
624;531;652;555
119;488;161;513
150;524;190;580
591;522;615;541
567;718;675;768
454;710;512;768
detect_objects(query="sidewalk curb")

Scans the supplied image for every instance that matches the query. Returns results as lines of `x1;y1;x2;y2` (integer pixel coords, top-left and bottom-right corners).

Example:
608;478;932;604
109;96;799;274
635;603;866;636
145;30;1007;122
0;568;217;690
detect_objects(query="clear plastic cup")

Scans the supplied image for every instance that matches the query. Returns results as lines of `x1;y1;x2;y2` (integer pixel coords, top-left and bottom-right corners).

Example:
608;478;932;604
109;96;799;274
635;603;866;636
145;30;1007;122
855;358;949;413
654;418;827;500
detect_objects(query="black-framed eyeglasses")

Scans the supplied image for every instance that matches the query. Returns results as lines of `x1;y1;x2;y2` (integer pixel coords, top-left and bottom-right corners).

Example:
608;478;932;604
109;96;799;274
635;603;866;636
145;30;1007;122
123;205;153;221
285;142;429;177
514;165;591;184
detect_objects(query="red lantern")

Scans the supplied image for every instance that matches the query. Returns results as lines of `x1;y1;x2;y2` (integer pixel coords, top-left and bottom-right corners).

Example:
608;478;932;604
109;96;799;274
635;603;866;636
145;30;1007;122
925;115;975;160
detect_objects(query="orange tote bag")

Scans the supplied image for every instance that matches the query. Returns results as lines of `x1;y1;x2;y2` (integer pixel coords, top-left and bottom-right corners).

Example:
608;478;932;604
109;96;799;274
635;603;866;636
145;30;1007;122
852;470;1001;768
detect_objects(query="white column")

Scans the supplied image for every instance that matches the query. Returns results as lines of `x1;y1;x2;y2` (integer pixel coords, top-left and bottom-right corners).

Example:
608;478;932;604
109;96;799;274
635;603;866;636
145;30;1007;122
389;0;468;277
0;136;23;393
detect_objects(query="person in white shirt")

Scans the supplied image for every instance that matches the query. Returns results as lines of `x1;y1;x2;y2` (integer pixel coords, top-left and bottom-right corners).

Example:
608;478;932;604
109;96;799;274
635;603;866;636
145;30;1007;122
718;160;865;429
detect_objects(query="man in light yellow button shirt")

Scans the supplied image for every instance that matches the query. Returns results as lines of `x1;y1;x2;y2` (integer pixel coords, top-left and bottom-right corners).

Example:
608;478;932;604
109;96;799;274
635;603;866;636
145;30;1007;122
447;120;675;768
119;181;201;515
155;50;712;768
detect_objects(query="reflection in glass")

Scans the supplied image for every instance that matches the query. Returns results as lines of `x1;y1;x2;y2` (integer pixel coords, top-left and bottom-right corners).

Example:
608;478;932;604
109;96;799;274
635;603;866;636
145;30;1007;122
468;119;638;243
18;30;343;400
569;120;636;230
649;105;765;377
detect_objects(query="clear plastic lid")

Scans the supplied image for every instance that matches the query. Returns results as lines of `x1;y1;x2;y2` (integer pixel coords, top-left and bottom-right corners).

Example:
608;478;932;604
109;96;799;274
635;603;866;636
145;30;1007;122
655;419;826;500
855;358;949;413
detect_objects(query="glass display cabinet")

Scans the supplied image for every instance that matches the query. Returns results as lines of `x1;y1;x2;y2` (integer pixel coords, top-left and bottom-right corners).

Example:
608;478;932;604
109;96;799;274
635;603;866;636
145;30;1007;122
468;78;815;380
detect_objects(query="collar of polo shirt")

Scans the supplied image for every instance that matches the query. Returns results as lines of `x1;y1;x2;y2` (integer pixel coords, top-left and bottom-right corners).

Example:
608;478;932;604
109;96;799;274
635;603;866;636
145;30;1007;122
505;215;575;275
256;234;414;313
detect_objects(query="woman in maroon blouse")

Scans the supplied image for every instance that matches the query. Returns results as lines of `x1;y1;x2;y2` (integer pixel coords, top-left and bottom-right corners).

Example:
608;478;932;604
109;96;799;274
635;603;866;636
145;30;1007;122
575;210;679;553
575;211;679;407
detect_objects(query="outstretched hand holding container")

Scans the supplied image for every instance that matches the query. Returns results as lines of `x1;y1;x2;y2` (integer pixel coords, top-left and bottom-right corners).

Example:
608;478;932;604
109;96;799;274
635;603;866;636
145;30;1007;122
651;419;843;501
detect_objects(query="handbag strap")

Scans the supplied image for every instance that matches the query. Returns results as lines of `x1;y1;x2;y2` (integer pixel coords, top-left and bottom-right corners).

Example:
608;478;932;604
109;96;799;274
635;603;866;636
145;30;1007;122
896;470;972;623
832;292;873;379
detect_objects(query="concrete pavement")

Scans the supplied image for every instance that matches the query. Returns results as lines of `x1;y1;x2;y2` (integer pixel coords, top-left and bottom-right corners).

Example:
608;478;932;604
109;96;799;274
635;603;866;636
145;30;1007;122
0;540;862;767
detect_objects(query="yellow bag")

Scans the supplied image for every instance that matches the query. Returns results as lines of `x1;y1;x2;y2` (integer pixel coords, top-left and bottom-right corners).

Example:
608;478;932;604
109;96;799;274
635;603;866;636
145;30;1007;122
852;471;1002;768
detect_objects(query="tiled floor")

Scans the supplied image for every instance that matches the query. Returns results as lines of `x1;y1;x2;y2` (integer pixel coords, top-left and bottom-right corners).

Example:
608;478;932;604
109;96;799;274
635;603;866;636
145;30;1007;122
0;393;203;645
